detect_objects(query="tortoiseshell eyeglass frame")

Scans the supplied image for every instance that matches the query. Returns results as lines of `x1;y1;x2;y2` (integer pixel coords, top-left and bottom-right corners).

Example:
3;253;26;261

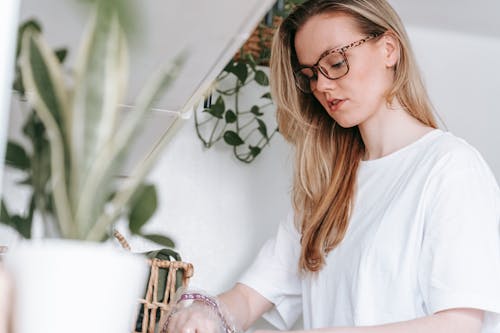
293;32;383;93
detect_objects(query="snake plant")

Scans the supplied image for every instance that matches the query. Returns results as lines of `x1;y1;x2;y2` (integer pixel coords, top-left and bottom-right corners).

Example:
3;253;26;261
15;1;186;243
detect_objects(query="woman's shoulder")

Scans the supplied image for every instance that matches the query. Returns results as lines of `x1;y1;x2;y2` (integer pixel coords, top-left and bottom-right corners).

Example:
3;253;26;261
423;130;489;169
423;129;498;186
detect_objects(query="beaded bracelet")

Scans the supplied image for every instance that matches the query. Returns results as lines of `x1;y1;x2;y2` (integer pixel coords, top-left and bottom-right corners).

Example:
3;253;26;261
162;292;239;333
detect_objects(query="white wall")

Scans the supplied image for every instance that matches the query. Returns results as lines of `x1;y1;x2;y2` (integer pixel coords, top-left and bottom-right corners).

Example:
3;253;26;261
408;26;500;181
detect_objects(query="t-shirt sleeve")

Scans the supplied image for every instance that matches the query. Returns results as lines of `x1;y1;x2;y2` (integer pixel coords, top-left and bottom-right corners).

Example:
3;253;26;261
238;212;302;330
418;146;500;329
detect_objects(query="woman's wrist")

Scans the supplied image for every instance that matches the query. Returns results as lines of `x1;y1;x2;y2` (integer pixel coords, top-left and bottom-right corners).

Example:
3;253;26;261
179;292;239;333
162;290;241;333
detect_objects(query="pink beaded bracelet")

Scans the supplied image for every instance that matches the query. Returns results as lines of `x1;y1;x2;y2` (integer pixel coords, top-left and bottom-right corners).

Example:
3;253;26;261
162;292;238;333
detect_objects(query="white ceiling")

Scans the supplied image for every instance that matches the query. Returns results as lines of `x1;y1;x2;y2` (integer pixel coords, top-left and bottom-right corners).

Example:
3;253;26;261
19;0;277;112
389;0;500;39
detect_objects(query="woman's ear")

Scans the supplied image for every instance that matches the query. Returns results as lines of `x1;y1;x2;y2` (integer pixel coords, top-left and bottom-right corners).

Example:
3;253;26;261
380;31;400;68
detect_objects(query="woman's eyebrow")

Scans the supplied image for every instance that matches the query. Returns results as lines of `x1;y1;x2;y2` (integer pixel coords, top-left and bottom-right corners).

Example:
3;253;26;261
298;44;342;67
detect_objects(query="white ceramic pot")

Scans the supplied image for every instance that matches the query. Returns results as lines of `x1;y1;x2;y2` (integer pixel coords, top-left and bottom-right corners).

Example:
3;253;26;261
4;239;148;333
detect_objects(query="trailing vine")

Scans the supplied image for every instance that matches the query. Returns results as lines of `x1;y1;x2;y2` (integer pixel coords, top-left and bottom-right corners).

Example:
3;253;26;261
195;55;278;163
194;0;304;163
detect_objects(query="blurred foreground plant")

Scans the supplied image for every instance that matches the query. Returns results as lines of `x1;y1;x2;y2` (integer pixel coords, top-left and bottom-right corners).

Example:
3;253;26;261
1;1;186;247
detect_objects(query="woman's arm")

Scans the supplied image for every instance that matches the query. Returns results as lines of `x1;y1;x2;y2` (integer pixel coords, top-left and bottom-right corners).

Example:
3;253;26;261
164;283;273;333
256;308;484;333
219;283;274;331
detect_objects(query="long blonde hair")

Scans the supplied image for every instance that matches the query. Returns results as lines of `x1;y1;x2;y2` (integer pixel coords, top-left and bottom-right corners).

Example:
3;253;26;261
270;0;438;272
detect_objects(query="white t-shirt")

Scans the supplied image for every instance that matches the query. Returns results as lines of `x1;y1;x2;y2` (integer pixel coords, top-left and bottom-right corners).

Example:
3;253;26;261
239;129;500;333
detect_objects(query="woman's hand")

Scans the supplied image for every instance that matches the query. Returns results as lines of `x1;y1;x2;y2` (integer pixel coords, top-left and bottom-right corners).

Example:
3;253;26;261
162;284;273;333
162;301;226;333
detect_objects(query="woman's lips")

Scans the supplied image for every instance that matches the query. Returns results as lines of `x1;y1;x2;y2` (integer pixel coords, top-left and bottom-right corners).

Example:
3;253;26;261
328;99;345;112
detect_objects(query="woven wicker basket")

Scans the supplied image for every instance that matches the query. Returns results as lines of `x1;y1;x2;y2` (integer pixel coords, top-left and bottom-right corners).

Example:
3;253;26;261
114;231;194;333
135;258;193;333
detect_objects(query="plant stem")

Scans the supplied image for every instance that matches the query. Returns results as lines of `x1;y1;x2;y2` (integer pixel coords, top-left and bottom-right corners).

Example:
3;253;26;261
259;102;273;109
196;117;215;127
234;81;241;133
208;118;221;145
233;146;253;164
216;88;237;95
243;127;259;142
194;106;210;147
254;127;279;146
239;118;257;131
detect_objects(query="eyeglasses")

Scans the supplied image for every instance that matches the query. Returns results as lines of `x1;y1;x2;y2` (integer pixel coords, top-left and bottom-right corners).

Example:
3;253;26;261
293;33;382;93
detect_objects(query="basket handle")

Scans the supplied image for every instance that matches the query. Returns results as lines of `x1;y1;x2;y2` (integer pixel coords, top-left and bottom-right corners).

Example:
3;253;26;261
113;229;132;251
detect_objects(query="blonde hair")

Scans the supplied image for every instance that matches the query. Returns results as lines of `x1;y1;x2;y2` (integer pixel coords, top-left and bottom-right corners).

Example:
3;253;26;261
270;0;438;272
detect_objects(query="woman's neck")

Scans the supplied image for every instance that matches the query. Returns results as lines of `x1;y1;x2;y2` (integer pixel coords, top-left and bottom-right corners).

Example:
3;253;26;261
358;101;434;161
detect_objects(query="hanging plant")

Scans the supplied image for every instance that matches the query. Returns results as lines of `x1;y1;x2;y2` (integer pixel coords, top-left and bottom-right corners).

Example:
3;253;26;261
194;0;304;163
195;54;278;163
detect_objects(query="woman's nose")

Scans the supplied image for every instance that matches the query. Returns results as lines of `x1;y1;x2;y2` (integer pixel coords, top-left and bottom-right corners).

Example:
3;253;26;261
314;70;338;92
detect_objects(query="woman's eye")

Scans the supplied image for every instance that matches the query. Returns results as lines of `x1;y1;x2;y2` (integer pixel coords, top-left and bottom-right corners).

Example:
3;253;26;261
331;60;346;69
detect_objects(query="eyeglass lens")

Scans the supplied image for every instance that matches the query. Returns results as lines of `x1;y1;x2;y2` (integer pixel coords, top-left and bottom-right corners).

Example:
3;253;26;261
296;52;348;93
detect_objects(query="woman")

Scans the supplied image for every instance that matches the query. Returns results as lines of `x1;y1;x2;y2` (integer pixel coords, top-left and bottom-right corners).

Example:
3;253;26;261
164;0;500;332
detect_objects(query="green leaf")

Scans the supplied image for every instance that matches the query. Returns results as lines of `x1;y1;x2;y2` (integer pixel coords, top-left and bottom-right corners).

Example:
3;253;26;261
128;184;157;234
5;141;30;170
0;200;32;238
22;112;45;142
85;52;185;241
225;109;237;123
257;119;269;139
27;195;36;223
214;95;225;112
14;20;42;95
23;29;68;131
54;48;68;63
261;92;272;100
146;248;181;261
254;70;269;86
223;59;234;73
223;131;244;146
231;62;248;84
33;145;51;192
12;70;25;95
203;96;225;119
71;7;128;228
250;105;263;116
0;200;11;224
82;0;140;37
141;234;175;248
16;19;42;58
20;27;74;237
249;145;261;157
11;215;32;239
204;108;223;119
245;53;257;70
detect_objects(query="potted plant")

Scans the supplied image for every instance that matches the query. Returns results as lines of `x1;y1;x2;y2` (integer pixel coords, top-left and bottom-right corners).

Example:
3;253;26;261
2;1;190;332
2;19;172;247
194;0;304;163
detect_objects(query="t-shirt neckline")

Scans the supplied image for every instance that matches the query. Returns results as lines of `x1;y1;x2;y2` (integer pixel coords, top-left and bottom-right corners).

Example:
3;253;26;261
360;129;443;167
